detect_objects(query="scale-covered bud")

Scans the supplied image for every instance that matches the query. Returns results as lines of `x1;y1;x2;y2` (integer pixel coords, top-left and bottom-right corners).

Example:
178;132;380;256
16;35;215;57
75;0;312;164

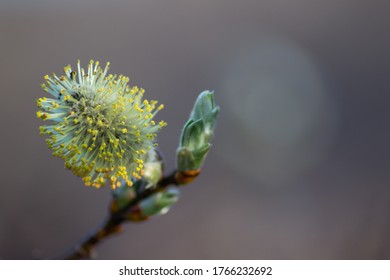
177;91;220;173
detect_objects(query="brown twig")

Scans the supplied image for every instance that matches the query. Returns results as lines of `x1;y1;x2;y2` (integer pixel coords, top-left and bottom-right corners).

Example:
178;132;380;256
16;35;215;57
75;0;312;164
56;169;198;260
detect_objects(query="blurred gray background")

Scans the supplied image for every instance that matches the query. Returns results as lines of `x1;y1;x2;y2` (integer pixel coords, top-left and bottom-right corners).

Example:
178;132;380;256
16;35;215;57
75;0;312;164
0;0;390;259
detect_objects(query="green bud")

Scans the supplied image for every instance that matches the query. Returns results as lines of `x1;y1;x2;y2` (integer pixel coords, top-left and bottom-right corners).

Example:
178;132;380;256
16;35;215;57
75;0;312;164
138;187;180;217
143;148;164;188
110;179;139;213
177;91;220;171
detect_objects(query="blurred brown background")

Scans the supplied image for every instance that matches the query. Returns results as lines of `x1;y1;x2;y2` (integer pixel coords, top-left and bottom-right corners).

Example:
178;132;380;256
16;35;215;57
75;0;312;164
1;0;390;259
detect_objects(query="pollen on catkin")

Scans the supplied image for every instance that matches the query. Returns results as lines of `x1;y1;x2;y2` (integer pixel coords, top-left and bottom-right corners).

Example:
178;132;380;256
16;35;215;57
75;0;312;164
37;60;166;189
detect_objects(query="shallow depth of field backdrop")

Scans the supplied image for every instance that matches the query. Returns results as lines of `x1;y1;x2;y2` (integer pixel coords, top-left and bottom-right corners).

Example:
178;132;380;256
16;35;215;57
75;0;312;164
0;0;390;259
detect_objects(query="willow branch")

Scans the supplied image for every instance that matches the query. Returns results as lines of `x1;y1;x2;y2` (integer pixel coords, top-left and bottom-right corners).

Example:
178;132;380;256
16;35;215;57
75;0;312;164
57;170;181;260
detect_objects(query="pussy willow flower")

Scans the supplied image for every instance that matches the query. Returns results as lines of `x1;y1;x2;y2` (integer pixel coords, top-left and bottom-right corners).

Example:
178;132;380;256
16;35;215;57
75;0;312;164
37;60;167;189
